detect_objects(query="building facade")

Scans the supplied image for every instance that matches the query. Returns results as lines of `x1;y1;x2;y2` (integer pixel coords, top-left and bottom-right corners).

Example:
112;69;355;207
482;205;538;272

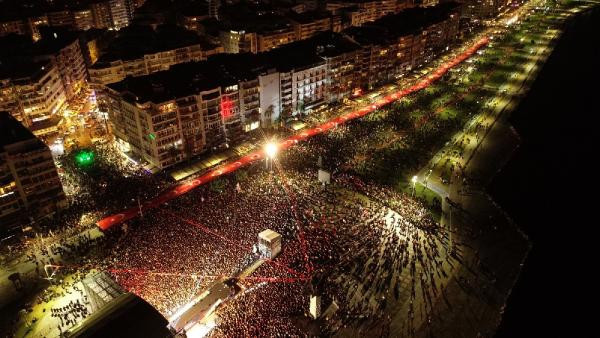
104;58;261;169
73;8;94;31
256;27;297;52
109;0;134;30
42;39;88;100
102;3;463;169
0;60;67;139
90;44;224;87
290;13;333;41
0;112;67;233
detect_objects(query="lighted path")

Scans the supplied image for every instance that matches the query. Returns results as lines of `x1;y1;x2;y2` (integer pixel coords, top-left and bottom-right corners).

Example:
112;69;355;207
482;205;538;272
97;37;490;231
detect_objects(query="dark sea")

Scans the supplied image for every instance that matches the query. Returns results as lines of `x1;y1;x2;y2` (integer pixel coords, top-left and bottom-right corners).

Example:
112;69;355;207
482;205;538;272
491;4;600;336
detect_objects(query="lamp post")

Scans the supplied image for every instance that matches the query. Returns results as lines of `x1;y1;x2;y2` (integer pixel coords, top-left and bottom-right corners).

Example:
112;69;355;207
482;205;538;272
411;175;418;197
425;169;433;188
265;142;278;172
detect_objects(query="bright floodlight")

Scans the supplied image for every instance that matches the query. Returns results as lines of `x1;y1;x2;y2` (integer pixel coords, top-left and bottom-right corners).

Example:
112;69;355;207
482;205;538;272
411;175;418;183
265;142;278;159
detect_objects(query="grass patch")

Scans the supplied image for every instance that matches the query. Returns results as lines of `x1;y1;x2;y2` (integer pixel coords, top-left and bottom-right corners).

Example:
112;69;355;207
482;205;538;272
397;180;442;221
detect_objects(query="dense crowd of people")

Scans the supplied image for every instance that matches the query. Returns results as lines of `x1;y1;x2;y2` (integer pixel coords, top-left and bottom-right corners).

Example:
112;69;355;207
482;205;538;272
75;146;466;336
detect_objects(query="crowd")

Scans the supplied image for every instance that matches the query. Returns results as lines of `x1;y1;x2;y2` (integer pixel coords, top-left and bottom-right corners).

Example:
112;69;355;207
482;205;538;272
57;143;171;213
78;146;468;336
51;298;90;332
4;96;476;336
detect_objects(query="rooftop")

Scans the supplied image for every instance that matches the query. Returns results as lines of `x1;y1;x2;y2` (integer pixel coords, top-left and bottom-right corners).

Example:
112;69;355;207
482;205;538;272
65;293;170;338
108;32;360;104
0;56;53;82
108;53;268;104
218;2;292;34
288;10;332;24
32;27;80;56
343;2;461;44
0;112;39;150
259;229;281;241
0;27;79;72
93;25;216;65
261;32;360;71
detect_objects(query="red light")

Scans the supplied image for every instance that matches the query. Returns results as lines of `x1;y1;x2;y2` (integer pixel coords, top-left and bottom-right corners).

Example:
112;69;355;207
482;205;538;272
220;96;234;120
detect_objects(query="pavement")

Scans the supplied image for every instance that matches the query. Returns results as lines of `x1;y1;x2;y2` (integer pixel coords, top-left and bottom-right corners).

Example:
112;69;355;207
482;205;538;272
0;227;103;310
402;2;583;335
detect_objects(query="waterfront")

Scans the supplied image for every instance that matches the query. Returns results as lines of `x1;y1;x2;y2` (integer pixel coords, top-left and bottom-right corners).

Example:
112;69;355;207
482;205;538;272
492;4;599;335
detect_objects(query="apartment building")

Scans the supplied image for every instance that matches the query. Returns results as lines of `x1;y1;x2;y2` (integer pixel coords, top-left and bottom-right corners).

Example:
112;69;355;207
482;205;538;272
269;46;328;119
110;0;134;30
0;0;135;38
317;35;364;102
289;11;334;40
0;30;87;137
0;15;48;41
459;0;510;19
90;1;113;29
215;3;297;54
0;19;28;36
256;27;297;52
104;55;263;169
209;0;221;19
47;9;75;28
103;32;364;169
33;30;88;100
220;30;258;54
254;33;361;122
326;0;409;27
102;3;463;169
90;26;224;88
345;2;460;87
180;8;211;33
73;8;94;31
0;60;67;139
0;112;67;233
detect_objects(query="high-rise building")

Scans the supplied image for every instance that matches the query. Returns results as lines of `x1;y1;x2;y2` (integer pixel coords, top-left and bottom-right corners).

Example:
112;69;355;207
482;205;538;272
91;1;113;29
73;8;94;31
289;11;333;41
89;25;223;88
47;9;75;28
208;0;221;19
33;30;88;101
104;54;262;169
102;3;462;170
109;0;134;30
0;112;67;233
0;60;67;138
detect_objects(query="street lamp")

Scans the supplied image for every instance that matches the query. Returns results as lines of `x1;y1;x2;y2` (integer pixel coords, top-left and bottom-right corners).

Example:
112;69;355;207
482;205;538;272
425;169;433;188
264;142;278;171
411;175;418;197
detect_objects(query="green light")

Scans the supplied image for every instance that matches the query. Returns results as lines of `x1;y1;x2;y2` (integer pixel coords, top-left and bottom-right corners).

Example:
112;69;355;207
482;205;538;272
75;150;95;167
148;133;156;141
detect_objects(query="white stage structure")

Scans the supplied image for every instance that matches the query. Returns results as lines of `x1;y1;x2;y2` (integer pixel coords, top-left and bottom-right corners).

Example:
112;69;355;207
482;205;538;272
258;229;282;259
